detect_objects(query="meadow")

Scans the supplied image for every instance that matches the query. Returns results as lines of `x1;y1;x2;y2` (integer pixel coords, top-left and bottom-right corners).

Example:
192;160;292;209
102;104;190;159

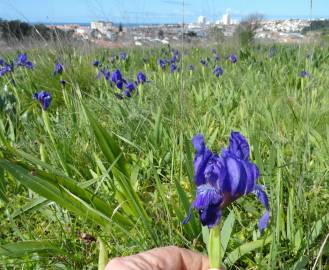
0;43;329;269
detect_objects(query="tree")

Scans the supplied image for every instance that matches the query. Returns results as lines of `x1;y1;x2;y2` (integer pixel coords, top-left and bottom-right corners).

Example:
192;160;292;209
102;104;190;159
158;29;164;39
234;13;263;47
0;19;74;43
209;26;224;43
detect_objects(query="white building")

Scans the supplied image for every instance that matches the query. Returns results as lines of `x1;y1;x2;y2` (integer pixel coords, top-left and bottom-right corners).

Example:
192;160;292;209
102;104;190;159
222;13;231;25
90;21;114;34
197;16;207;25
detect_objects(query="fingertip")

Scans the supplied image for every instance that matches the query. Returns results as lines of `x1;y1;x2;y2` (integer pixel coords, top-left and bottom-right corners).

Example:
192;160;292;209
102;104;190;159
105;257;125;270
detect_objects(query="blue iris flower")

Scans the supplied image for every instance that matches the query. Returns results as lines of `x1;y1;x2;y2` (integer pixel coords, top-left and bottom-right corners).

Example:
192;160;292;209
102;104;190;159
188;64;195;71
158;58;166;69
183;132;270;232
123;89;132;97
93;60;101;67
102;67;111;80
111;69;127;90
172;49;179;56
170;63;177;73
33;91;52;110
300;70;310;78
228;54;238;64
200;59;208;67
136;71;147;84
53;60;63;76
120;52;127;60
123;82;136;97
126;82;135;92
214;53;221;61
213;66;224;77
0;63;12;77
16;53;33;69
171;55;178;64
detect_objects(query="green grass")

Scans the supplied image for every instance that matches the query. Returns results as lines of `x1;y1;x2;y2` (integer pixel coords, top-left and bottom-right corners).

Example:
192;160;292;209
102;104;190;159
0;43;329;269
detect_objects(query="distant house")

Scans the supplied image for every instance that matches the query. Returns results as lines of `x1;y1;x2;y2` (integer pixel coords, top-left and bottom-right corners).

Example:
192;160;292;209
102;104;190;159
90;28;118;41
90;29;102;39
90;21;115;34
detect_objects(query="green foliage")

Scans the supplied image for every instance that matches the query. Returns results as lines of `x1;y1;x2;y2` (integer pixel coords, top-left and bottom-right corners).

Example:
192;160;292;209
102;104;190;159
234;14;263;47
0;44;328;269
0;19;73;42
302;19;329;34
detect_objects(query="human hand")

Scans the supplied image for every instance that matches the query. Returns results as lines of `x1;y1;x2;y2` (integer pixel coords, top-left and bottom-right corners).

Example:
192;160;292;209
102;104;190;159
105;246;215;270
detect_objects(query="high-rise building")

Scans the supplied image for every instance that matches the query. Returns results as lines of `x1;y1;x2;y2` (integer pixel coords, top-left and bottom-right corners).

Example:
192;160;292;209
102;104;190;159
222;14;231;25
197;16;207;25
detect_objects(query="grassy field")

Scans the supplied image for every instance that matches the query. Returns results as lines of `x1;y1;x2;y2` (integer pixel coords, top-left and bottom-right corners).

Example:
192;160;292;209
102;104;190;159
0;43;329;269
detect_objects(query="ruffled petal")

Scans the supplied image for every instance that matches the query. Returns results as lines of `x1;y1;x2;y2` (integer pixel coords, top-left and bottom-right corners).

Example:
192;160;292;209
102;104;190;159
192;134;212;186
194;184;222;228
204;155;226;187
192;134;206;153
228;131;250;160
193;184;222;209
199;205;222;228
182;184;222;227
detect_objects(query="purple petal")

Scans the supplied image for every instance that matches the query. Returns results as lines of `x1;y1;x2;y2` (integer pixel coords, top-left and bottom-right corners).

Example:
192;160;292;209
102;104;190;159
205;155;227;188
254;185;270;210
193;184;222;210
199;205;222;228
225;156;244;197
192;134;212;186
254;185;270;233
228;131;250;160
239;161;259;195
258;210;270;233
192;134;206;153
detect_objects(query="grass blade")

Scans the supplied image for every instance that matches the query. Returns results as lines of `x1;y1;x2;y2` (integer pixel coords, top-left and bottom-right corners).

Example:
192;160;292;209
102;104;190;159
224;234;273;267
0;240;65;258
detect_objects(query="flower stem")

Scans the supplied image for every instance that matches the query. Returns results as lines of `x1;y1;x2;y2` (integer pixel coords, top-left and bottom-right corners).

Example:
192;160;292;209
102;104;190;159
209;224;222;269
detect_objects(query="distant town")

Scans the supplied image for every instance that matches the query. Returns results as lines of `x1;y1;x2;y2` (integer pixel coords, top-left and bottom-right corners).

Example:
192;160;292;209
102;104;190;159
1;13;328;49
45;13;327;47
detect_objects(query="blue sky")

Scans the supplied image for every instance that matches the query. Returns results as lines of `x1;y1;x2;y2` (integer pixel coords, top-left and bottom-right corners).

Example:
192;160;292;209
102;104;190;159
0;0;328;24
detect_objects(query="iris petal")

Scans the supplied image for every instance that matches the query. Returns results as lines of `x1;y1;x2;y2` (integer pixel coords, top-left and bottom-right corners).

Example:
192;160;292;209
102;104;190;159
258;210;270;233
193;184;222;209
225;156;243;197
240;161;259;195
192;134;205;152
199;206;222;228
228;131;250;160
194;183;222;227
254;185;270;210
254;185;270;232
192;134;212;186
